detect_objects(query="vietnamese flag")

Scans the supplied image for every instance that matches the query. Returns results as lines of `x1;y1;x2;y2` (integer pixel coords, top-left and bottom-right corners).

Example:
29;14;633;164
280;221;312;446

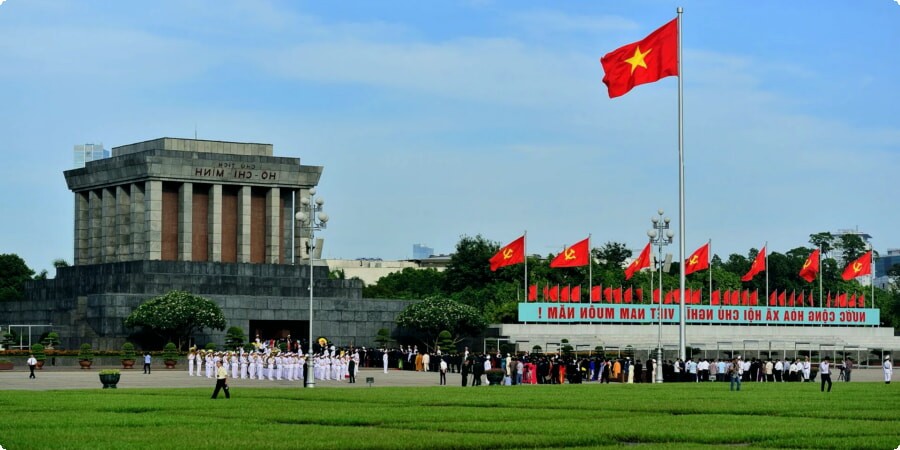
750;290;759;306
684;243;710;275
652;288;661;304
692;289;701;305
625;243;652;280
841;251;873;280
768;291;776;306
591;286;601;302
571;285;581;302
797;291;805;307
604;287;613;303
489;235;525;271
527;285;537;302
741;246;767;282
799;249;820;283
601;18;678;98
664;290;673;304
560;286;570;303
614;287;623;304
723;290;731;305
858;294;866;308
543;285;549;301
789;291;796;307
624;287;633;304
636;288;644;303
742;290;750;306
778;291;786;307
711;290;720;305
549;285;559;302
550;238;590;268
849;294;857;308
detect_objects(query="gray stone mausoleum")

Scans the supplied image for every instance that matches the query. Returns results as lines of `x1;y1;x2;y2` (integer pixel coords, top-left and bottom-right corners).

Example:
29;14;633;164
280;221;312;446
4;138;415;350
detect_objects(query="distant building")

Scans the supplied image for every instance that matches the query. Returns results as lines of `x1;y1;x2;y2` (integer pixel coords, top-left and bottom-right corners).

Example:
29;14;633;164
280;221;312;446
73;143;109;168
412;244;434;259
325;255;451;286
874;248;900;290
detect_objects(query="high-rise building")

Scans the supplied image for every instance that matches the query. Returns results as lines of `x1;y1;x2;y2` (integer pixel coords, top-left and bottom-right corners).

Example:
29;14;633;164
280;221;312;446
73;143;109;168
412;244;434;260
832;229;873;286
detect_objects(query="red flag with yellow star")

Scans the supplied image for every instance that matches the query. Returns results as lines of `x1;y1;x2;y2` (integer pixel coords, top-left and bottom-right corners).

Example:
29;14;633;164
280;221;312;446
684;242;709;275
625;243;652;280
550;238;590;268
841;251;872;281
601;18;678;98
489;235;525;271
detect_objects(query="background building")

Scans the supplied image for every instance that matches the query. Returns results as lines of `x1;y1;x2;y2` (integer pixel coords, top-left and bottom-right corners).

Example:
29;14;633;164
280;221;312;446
73;143;109;168
412;244;434;259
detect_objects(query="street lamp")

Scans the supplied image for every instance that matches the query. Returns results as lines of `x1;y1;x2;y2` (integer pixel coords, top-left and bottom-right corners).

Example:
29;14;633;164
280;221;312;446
648;209;674;383
295;187;329;388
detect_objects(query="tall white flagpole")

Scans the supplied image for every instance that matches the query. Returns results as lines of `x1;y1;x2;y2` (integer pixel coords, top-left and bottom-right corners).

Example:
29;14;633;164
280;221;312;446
764;241;769;301
708;239;712;303
524;231;528;302
676;6;687;362
588;234;593;301
818;246;823;308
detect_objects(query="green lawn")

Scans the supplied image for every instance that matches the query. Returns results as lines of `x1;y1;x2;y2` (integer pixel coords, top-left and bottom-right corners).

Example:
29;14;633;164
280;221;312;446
0;382;897;449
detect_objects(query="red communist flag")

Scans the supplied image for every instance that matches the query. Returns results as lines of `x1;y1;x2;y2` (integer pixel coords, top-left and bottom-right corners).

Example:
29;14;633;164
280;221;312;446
550;238;590;268
489;235;525;271
604;287;613;303
711;290;720;305
571;285;581;302
741;247;767;282
636;288;644;303
750;290;759;306
590;286;601;302
778;291;786;307
841;251;873;280
549;285;559;302
560;286;570;303
625;243;652;280
684;243;710;275
601;18;678;98
624;287;633;304
799;249;820;283
527;285;537;302
652;288;660;304
768;291;776;306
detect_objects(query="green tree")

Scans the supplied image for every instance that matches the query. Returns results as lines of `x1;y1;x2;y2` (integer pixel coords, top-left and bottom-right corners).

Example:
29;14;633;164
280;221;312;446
594;242;632;269
839;234;867;264
52;259;70;268
442;235;507;294
0;254;35;301
364;267;444;299
124;291;226;350
396;296;487;351
224;326;246;350
374;328;392;348
809;232;835;258
436;330;455;353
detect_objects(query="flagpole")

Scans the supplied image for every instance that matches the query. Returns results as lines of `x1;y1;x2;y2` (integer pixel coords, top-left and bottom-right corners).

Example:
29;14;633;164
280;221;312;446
870;248;875;310
676;6;686;362
588;234;593;303
764;241;769;302
708;239;712;304
524;231;528;303
818;246;823;308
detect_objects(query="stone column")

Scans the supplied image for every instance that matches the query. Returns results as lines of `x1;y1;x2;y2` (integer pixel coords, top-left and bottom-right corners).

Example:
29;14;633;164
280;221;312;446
144;180;163;260
237;186;251;263
265;187;281;263
89;190;102;264
130;183;146;260
208;184;222;262
178;182;193;261
116;185;131;262
102;187;116;262
282;190;295;264
74;192;90;265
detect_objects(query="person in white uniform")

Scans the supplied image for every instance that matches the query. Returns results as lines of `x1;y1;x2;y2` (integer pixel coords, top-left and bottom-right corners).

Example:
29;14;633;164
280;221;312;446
383;350;389;374
884;355;893;384
188;350;196;376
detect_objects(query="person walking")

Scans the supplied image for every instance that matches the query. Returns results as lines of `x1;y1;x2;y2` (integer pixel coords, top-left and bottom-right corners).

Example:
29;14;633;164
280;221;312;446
729;357;743;391
884;356;893;384
27;354;37;379
143;352;152;374
211;361;230;399
842;357;853;382
439;358;448;385
819;357;832;392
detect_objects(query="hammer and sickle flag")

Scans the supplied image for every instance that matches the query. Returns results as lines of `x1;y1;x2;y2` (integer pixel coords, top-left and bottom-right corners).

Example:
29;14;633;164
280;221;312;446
625;243;652;280
549;238;590;268
684;242;710;275
841;250;872;281
489;235;525;271
798;249;820;283
741;246;767;282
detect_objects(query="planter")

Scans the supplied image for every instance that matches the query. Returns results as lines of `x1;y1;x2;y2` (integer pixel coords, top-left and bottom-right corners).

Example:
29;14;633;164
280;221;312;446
121;359;135;369
164;359;177;369
99;373;121;389
79;360;93;370
486;370;505;385
0;362;13;370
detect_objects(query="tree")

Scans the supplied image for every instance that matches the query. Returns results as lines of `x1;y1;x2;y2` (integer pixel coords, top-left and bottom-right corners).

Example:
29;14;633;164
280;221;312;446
224;326;246;350
52;259;70;269
364;267;444;299
809;232;835;258
0;254;35;301
594;242;632;269
442;235;505;294
436;330;455;353
124;290;226;350
396;296;487;351
374;328;392;348
838;234;867;263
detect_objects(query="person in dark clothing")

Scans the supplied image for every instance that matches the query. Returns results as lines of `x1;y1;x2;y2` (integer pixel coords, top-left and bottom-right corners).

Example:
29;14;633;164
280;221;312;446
472;356;483;386
348;358;356;383
461;357;470;387
635;360;643;383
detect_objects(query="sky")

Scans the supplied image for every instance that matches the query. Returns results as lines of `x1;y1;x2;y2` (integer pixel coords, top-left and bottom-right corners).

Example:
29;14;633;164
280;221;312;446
0;0;898;275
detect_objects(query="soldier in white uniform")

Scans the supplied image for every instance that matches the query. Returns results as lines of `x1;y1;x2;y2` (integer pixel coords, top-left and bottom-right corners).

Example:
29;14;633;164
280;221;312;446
383;350;389;374
884;356;893;384
240;353;248;379
188;350;196;376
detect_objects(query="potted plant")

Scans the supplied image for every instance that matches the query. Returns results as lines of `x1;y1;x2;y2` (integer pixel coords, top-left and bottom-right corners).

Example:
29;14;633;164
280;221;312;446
30;343;46;369
78;343;94;369
121;342;137;369
42;332;60;350
162;342;178;368
0;359;13;370
99;369;121;388
485;368;505;385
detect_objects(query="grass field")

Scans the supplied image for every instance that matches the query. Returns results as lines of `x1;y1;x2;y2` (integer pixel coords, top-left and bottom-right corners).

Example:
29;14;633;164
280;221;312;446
0;382;897;449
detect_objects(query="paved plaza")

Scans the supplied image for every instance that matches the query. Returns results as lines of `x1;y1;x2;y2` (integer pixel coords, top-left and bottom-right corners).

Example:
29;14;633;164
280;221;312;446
0;366;886;391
